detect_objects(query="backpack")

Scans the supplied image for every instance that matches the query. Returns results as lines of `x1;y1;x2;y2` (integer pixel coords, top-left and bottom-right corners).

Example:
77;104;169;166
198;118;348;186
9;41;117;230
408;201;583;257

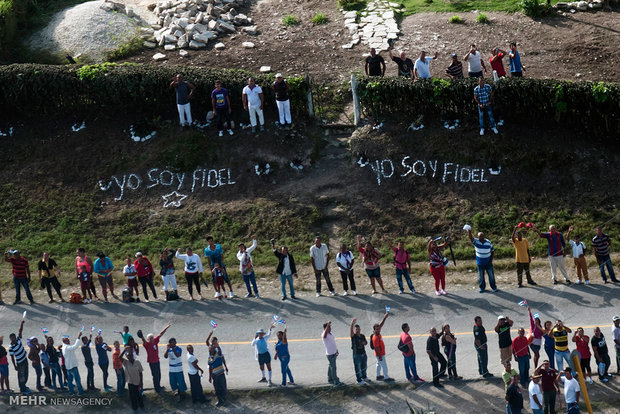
70;292;83;304
122;287;134;303
397;339;409;353
166;291;179;301
369;334;375;350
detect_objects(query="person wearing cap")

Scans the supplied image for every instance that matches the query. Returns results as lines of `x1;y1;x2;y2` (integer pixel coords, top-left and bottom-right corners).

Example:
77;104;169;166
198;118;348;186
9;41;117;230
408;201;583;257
175;247;204;301
4;249;34;304
38;252;65;303
62;330;85;395
242;77;265;134
473;316;493;378
134;252;157;302
566;226;589;285
94;252;116;302
534;360;559;414
557;367;580;414
445;53;463;79
322;321;343;386
414;50;438;80
365;48;386;77
75;247;98;302
467;228;498;292
551;320;572;371
591;326;611;382
495;315;514;364
236;238;259;298
572;327;593;384
511;225;536;287
170;74;195;128
505;374;523;414
251;325;275;386
489;47;507;78
140;322;171;393
9;320;29;394
591;226;618;283
272;73;293;127
528;374;544;414
613;315;620;374
531;224;571;285
120;345;145;412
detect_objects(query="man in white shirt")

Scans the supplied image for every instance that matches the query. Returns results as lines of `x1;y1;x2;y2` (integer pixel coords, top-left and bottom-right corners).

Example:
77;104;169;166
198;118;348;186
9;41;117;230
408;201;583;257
62;331;84;395
528;374;544;414
463;44;487;78
414;50;438;80
164;337;187;401
613;315;620;374
175;247;204;301
322;321;342;386
242;78;264;133
336;244;356;296
566;226;589;284
310;237;335;297
558;367;581;414
236;238;259;298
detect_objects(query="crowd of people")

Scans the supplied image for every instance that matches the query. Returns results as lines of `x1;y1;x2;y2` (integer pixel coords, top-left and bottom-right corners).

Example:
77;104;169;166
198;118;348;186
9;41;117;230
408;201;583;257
1;224;617;306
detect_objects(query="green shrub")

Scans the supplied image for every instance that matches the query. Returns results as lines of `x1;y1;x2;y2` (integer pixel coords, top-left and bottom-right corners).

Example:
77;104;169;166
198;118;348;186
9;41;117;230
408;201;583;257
338;0;367;11
449;15;464;24
521;0;553;17
311;12;329;25
424;0;433;4
105;34;145;61
282;14;300;26
476;13;489;23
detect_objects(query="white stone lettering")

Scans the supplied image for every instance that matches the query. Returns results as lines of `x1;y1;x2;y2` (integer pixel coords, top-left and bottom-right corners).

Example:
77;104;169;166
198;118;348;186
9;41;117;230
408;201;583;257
147;168;160;189
442;163;454;183
159;170;174;186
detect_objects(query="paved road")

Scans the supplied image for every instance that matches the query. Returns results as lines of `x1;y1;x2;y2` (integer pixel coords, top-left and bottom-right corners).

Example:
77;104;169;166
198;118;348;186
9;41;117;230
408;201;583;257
0;283;618;394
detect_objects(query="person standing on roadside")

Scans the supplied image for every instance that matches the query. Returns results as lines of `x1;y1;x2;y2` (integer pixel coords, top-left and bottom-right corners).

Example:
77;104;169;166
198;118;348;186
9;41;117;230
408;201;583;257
508;42;526;77
532;224;571;285
170;74;195;128
81;333;97;391
62;330;84;396
489;47;507;78
272;242;297;300
140;322;171;393
357;235;387;294
400;323;424;383
463;44;487;78
428;237;449;296
5;249;34;304
534;360;559;414
272;73;292;127
613;315;620;374
591;326;611;381
242;77;265;134
371;312;394;382
75;248;97;301
336;244;357;296
27;337;43;391
440;323;461;381
94;251;116;302
544;320;556;370
208;345;227;407
123;257;140;302
350;318;370;385
365;48;386;77
186;345;207;404
175;247;204;301
204;237;234;298
591;226;618;283
94;335;112;391
468;228;498;292
274;328;294;386
505;374;524;414
251;326;274;386
426;327;447;388
552;320;572;371
164;337;187;401
496;315;514;364
322;321;343;386
385;237;415;294
44;335;64;391
134;252;157;302
511;226;536;287
211;80;234;137
572;328;594;384
566;226;589;284
120;345;145;412
38;252;65;303
512;328;531;387
0;335;11;392
236;238;259;298
528;307;545;368
159;249;179;299
472;77;499;136
502;361;518;392
529;374;544;414
310;237;335;297
474;316;493;378
558;367;580;414
9;320;29;394
388;46;414;78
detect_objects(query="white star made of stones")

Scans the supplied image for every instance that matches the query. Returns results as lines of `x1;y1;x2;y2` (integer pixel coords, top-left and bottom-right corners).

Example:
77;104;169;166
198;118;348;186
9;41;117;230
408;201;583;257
162;191;187;208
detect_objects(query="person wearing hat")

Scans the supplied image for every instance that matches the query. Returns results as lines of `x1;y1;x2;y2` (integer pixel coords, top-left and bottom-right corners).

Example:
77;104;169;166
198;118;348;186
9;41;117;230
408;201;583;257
242;77;265;133
251;325;275;386
495;315;514;364
528;374;544;414
94;252;116;302
134;252;157;302
445;53;463;79
4;249;34;304
613;315;620;374
272;73;292;127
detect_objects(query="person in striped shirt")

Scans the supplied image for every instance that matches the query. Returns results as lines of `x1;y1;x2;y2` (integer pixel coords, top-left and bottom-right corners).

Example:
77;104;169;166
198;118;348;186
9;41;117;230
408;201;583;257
9;320;30;394
592;227;618;283
4;250;34;305
467;229;498;293
552;320;572;371
208;345;227;407
532;224;572;285
164;337;187;401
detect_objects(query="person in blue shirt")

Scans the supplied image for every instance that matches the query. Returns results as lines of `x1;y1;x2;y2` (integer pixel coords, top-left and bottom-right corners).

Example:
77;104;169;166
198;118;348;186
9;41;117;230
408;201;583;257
509;42;525;77
95;335;112;391
204;237;235;298
274;328;294;386
467;228;498;293
93;252;116;302
251;326;275;386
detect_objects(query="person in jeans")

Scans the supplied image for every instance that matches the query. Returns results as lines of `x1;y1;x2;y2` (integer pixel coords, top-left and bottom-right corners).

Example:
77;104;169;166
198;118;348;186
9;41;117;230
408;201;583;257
400;323;423;383
211;80;234;137
27;337;43;391
350;318;370;385
613;316;620;374
551;320;572;371
426;327;447;388
44;335;64;390
532;224;572;285
558;367;580;414
204;237;235;298
140;322;171;393
39;343;51;388
511;226;536;287
4;249;34;304
529;374;544;414
186;345;207;404
473;316;493;377
208;346;227;407
120;346;145;412
170;74;195;127
534;360;559;414
468;228;498;293
0;335;10;392
236;238;259;298
112;341;125;395
251;326;274;386
272;242;297;300
81;333;97;391
591;326;611;382
385;237;415;294
310;237;335;297
9;320;30;394
95;335;112;391
336;244;357;296
164;337;187;401
357;235;387;294
61;330;84;395
440;323;462;381
322;321;342;386
591;227;618;283
93;252;116;302
543;321;556;370
473;77;498;136
371;312;394;382
274;328;294;386
512;328;531;387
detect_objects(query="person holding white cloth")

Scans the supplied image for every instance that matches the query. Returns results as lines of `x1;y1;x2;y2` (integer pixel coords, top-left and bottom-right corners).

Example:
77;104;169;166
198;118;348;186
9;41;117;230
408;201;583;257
242;78;265;133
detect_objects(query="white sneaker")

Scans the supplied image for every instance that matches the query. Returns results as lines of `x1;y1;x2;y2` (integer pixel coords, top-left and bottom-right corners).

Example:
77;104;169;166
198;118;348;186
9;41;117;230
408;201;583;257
330;291;336;296
244;293;252;298
491;127;498;134
575;280;581;285
587;377;593;384
441;289;447;295
480;128;484;135
229;291;234;298
342;291;348;296
228;129;234;136
353;290;358;295
218;130;223;137
435;290;441;296
316;292;321;297
215;292;220;298
398;290;404;295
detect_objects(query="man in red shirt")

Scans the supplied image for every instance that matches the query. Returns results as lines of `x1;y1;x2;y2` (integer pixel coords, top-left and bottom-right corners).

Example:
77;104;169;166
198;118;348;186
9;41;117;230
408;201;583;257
400;323;424;383
572;328;593;384
489;48;507;77
134;252;158;302
139;322;171;393
371;313;394;382
534;360;559;414
512;328;531;387
4;249;33;304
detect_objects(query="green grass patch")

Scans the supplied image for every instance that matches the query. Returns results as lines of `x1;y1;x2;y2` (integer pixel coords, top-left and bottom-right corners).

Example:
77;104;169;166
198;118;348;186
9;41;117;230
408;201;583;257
311;12;329;25
282;14;300;26
399;0;559;15
449;15;464;23
105;32;145;62
476;12;489;23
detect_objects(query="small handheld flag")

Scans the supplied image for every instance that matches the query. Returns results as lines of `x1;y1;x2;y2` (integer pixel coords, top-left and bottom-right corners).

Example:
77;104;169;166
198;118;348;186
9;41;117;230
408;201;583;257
518;299;527;307
273;315;280;323
81;325;85;332
62;335;70;338
113;330;121;334
533;313;540;319
22;311;27;320
91;325;96;332
210;320;218;329
278;319;286;325
41;328;49;334
385;306;391;314
97;329;103;336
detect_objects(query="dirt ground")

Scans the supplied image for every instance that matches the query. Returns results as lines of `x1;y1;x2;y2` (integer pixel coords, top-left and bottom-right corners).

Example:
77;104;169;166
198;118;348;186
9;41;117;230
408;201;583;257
127;1;620;83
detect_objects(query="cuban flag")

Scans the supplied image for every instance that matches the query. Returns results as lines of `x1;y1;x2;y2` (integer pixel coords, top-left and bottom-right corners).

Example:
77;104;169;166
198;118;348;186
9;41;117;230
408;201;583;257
41;328;49;334
518;299;527;307
210;320;218;329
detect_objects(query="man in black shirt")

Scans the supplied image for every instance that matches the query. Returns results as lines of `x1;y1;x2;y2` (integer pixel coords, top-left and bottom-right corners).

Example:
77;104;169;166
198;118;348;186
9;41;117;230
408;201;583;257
505;375;524;414
365;48;386;77
591;326;610;381
272;73;292;127
426;327;447;387
350;318;370;385
388;47;414;78
81;334;98;391
495;315;514;364
474;316;493;377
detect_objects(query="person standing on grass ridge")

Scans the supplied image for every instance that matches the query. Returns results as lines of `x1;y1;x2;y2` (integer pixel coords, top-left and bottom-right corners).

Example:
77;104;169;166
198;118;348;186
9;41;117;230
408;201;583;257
613;315;620;374
400;323;424;383
272;242;298;300
134;252;157;302
385;237;415;294
336;244;357;296
5;249;34;304
120;345;145;412
527;306;545;368
529;374;544;414
81;333;98;391
512;328;531;388
371;312;394;382
558;367;580;414
357;235;387;294
473;316;493;378
164;337;187;401
388;46;414;78
496;315;514;364
365;48;386;77
473;77;499;136
509;42;526;77
274;328;295;386
428;237;449;296
505;374;524;414
204;237;235;298
140;322;171;393
310;236;335;297
38;252;65;303
211;80;234;137
591;226;618;283
445;53;464;79
532;224;572;285
273;73;292;127
252;326;274;386
489;47;507;78
94;251;116;302
242;77;265;133
176;247;204;301
350;318;370;385
170;74;195;128
467;228;498;292
160;248;179;300
62;330;84;396
511;226;536;287
566;226;589;284
591;326;611;382
534;360;559;414
94;335;112;391
9;320;29;394
322;321;342;386
551;320;572;371
463;44;487;78
414;50;438;80
572;328;594;384
208;345;227;407
75;247;98;301
426;327;447;388
236;238;259;298
440;323;462;381
123;257;140;302
186;345;207;404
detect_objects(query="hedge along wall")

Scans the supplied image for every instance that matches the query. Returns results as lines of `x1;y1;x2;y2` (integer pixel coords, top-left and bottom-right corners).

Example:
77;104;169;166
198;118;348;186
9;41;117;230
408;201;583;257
356;76;619;137
0;63;309;121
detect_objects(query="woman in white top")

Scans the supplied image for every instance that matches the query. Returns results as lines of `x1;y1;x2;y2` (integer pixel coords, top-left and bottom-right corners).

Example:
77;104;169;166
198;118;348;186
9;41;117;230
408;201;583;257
236;238;259;298
175;248;204;300
186;345;206;404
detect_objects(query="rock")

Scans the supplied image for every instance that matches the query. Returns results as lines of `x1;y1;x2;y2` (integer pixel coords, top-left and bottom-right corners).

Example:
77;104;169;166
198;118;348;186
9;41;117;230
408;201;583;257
144;41;157;48
555;2;569;9
590;1;603;8
576;1;588;10
214;42;226;50
179;49;189;57
217;20;236;33
259;65;271;73
242;41;255;48
189;39;206;49
193;23;207;33
126;7;135;18
229;7;238;16
147;3;156;11
193;31;215;43
242;25;258;35
234;13;249;24
342;43;353;49
178;17;190;28
208;19;218;30
152;52;167;61
343;11;357;19
173;29;184;37
164;43;176;50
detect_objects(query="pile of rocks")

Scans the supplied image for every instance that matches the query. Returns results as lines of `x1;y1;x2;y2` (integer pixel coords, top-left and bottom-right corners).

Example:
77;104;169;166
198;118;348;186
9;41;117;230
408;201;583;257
555;0;605;12
341;0;405;51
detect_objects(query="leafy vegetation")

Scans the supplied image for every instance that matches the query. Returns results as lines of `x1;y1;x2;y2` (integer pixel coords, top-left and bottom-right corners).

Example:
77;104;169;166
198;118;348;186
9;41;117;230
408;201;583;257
521;0;554;17
476;12;489;23
105;33;145;61
400;0;559;14
449;15;464;23
311;12;329;25
338;0;368;11
282;14;300;26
